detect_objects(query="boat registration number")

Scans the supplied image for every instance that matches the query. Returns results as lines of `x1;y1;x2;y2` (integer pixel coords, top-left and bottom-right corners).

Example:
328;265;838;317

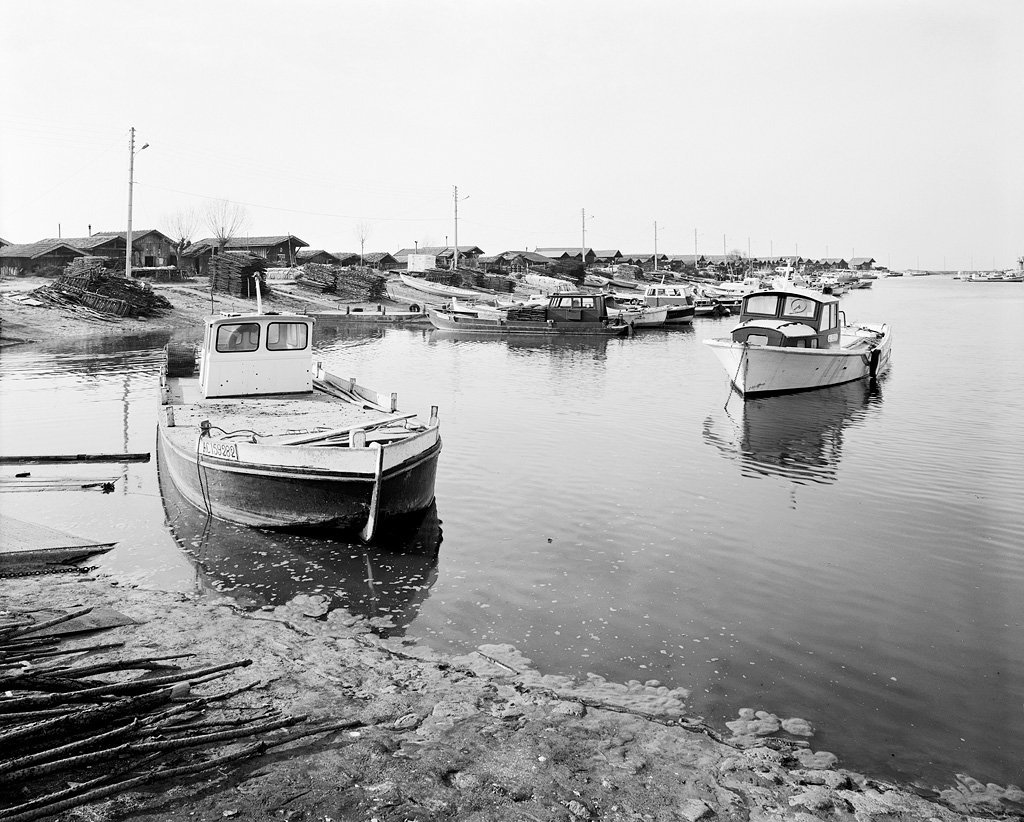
200;439;238;460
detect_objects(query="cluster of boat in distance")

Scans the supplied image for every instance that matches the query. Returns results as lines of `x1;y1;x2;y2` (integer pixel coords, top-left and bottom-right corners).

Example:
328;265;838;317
157;264;896;545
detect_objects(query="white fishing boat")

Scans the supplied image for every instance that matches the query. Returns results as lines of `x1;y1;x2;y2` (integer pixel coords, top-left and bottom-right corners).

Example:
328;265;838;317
640;283;696;324
399;273;486;299
158;302;441;542
603;295;669;327
703;285;892;397
522;273;577;294
702;277;762;309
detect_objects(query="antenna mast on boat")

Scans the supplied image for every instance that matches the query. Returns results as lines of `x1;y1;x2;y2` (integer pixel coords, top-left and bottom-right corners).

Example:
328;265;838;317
653;221;659;273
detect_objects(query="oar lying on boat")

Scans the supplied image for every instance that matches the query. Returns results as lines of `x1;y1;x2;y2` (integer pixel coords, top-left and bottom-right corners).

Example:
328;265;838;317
276;413;419;446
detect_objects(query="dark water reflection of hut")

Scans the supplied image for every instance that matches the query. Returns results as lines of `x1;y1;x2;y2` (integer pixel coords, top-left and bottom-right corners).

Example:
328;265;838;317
158;453;442;636
703;380;883;485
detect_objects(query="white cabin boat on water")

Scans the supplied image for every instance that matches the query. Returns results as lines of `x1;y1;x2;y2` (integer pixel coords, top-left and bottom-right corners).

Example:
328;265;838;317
703;286;891;397
640;283;696;324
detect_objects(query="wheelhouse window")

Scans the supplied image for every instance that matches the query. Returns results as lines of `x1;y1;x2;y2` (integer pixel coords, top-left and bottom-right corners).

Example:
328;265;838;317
821;303;839;330
267;322;309;351
216;322;260;352
554;296;593;308
745;295;780;315
783;295;817;319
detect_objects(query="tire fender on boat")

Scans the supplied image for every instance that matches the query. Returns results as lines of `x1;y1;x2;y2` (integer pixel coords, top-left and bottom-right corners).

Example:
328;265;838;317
409;303;421;313
868;347;882;378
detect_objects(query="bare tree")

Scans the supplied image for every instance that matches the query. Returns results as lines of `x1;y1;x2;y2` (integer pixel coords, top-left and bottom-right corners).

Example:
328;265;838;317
204;199;250;253
165;207;200;271
354;221;372;268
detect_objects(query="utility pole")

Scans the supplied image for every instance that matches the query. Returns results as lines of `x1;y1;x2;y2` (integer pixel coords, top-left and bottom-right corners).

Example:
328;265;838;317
126;127;148;279
581;208;586;264
653;221;659;273
453;186;459;273
694;228;698;272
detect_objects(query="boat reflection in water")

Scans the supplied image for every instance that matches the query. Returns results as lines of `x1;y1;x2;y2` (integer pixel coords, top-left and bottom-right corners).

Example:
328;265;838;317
703;379;882;485
427;329;615;359
158;451;442;636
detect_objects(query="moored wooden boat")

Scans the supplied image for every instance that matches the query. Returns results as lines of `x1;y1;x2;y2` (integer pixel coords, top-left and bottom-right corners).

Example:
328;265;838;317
399;272;486;299
702;286;891;397
640;283;696;324
158;309;441;542
603;294;669;327
427;291;631;336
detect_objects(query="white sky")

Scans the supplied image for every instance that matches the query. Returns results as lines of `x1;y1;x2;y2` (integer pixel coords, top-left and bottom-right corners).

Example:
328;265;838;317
2;0;1021;270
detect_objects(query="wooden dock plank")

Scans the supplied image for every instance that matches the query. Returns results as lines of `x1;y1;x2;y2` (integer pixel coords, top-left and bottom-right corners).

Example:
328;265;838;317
0;514;112;554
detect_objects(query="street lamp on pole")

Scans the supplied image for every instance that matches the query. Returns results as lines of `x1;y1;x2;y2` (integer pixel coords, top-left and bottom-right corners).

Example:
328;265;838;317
126;127;149;278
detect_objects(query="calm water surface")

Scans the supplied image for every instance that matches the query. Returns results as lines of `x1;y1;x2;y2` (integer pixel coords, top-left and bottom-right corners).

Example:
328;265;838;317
1;276;1022;789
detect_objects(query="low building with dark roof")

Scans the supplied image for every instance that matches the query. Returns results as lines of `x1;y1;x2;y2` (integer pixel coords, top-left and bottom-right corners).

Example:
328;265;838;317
90;229;175;268
848;257;876;270
0;240;88;278
296;249;343;266
394;246;485;269
184;235;309;275
482;250;555;275
534;247;596;265
362;252;399;270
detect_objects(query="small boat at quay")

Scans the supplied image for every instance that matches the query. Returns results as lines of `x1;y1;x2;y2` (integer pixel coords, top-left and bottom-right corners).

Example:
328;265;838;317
702;277;762;310
399;273;486;300
703;286;891;397
157;307;442;542
522;273;577;294
603;295;669;327
427;291;631;336
640;283;696;324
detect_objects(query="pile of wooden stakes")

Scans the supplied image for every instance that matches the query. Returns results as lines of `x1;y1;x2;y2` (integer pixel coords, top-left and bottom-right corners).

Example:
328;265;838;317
209;253;270;299
31;265;173;319
0;606;357;822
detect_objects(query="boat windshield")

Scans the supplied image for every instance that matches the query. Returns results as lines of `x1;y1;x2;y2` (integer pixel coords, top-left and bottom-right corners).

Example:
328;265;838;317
745;294;780;315
216;322;261;353
781;295;818;320
267;322;309;351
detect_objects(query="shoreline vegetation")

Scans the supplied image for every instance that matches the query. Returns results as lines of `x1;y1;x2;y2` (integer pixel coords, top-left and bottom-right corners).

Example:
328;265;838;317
1;277;1022;821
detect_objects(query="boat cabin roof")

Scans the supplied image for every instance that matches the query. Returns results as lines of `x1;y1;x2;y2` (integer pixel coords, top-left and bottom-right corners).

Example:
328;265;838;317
207;311;313;329
744;286;837;308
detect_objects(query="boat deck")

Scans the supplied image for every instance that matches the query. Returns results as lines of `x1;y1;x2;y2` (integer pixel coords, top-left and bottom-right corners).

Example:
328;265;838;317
164;377;398;441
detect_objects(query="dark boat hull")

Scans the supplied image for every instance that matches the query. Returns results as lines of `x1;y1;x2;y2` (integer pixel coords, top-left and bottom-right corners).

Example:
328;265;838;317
157;425;441;533
427;309;630;336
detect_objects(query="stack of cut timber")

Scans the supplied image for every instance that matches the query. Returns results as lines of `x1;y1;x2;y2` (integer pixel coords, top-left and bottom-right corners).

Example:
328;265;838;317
507;305;546;322
210;252;270;299
65;256;110;278
472;272;514;293
294;263;338;293
335;267;388;301
32;269;172;317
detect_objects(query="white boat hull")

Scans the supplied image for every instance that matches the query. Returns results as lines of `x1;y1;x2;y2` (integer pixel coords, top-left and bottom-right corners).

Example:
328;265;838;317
703;325;892;396
399;273;484;299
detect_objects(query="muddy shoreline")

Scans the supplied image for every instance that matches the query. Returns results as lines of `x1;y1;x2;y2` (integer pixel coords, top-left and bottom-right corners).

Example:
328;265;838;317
7;575;1014;822
2;277;1021;820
